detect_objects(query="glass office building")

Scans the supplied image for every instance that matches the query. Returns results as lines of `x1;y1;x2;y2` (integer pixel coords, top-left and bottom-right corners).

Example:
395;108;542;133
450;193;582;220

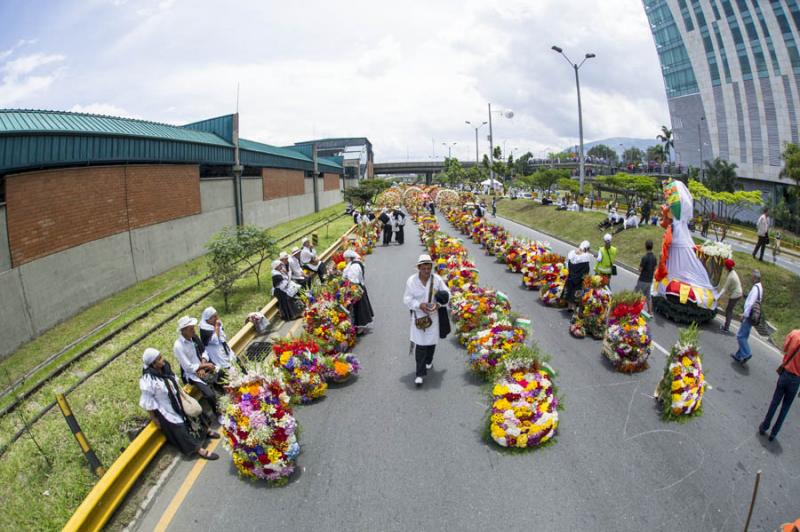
644;0;800;194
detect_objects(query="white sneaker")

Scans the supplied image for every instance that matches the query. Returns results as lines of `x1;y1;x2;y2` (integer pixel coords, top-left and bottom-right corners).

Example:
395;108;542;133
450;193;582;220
425;363;433;370
414;377;423;385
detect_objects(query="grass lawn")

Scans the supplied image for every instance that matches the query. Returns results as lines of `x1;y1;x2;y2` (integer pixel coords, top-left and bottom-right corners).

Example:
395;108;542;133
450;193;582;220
0;204;351;530
497;199;799;343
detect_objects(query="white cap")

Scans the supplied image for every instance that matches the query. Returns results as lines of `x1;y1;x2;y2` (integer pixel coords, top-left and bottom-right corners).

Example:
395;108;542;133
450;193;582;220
603;233;612;243
291;247;300;254
302;237;310;244
142;347;160;369
417;254;433;265
279;252;289;260
176;316;197;332
580;240;591;251
344;249;357;259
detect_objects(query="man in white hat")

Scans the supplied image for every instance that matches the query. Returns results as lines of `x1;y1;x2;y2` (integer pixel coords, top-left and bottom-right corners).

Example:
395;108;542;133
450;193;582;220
173;316;219;412
403;254;450;386
564;240;592;311
344;249;374;333
301;237;326;281
288;247;310;288
596;233;617;287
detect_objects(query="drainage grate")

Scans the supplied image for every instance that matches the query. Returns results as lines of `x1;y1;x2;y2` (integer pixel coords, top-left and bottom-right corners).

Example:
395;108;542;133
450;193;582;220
244;342;273;361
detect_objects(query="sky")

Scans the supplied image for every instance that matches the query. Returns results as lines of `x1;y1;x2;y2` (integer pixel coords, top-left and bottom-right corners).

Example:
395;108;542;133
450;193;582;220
0;0;670;162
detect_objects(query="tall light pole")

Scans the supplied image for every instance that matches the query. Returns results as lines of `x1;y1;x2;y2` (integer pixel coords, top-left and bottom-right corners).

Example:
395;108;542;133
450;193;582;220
551;45;595;197
442;141;457;159
698;116;705;180
465;120;487;169
487;103;514;183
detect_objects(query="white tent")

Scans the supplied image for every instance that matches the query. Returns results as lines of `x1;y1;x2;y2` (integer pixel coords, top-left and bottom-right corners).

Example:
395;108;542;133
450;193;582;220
480;178;504;193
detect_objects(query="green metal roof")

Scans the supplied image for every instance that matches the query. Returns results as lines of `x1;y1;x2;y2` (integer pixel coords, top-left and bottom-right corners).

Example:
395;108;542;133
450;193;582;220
0;109;232;147
239;138;312;162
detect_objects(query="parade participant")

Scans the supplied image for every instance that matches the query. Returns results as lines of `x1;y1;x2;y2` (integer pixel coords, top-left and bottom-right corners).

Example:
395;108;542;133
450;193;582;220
391;206;406;245
300;237;326;281
759;329;800;441
563;240;592;312
428;200;436;215
717;259;742;333
752;207;771;262
403;254;450;386
139;348;219;460
173;316;219;412
772;231;782;264
635;240;657;314
288;247;311;288
732;269;763;365
199;306;234;372
491;196;497;217
352;209;362;225
473;202;485;218
271;259;302;321
366;208;376;222
343;249;374;333
379;209;392;246
595;233;617;287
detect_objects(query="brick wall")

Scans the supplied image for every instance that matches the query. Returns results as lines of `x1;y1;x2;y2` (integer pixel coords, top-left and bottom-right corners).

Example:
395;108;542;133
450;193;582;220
6;165;201;266
323;172;340;191
126;165;200;229
263;168;305;200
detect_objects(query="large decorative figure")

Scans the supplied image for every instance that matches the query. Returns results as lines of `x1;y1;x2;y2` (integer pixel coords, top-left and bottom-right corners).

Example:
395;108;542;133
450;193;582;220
653;179;718;323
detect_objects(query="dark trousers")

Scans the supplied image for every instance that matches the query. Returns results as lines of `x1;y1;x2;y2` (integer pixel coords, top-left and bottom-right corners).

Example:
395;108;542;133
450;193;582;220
192;379;219;413
382;226;392;245
760;371;800;437
753;235;768;260
395;227;405;245
415;344;436;377
723;297;740;330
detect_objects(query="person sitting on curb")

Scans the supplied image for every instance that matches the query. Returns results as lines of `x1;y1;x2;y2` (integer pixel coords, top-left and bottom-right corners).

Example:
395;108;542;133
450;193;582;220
140;347;220;460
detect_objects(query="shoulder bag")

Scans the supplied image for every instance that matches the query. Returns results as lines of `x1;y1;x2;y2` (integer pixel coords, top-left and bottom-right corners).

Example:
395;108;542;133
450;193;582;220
413;278;435;330
777;345;800;375
750;285;763;326
178;387;203;418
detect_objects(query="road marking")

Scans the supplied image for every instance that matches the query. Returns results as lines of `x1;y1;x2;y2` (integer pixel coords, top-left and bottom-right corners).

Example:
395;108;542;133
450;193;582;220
154;437;221;532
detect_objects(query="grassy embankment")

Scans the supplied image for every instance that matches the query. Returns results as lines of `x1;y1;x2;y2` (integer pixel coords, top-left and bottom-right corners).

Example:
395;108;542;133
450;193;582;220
0;203;351;531
497;199;798;343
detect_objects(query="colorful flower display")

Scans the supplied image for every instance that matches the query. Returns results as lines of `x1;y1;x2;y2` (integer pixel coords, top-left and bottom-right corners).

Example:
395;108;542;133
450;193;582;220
487;345;559;449
656;324;705;420
303;298;356;354
603;292;652;373
522;252;565;290
321;352;362;384
570;275;611;339
467;321;527;377
538;262;568;307
220;363;300;484
271;337;328;403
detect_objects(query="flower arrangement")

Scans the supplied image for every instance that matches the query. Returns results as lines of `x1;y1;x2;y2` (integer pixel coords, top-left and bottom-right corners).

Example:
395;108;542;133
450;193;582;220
376;188;402;209
429;236;468;260
603;292;652;373
321;352;362;384
570;275;611;339
451;287;511;340
467;321;527;377
697;241;733;286
434;188;460;207
656;324;705;420
487;345;559;449
271;337;328;403
538;262;568;307
522;252;565;290
504;242;526;272
220;364;300;484
303;299;356;354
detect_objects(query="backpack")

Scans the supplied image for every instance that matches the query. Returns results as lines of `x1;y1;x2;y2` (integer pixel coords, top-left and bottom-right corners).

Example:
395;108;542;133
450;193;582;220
750;285;763;326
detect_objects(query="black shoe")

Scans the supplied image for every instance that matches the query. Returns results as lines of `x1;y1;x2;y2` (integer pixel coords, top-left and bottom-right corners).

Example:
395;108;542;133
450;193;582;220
768;434;775;442
758;427;767;436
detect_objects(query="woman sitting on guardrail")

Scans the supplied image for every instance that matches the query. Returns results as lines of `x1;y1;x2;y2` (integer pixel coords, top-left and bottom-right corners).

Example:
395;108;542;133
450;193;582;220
199;307;235;375
271;260;303;321
139;348;220;460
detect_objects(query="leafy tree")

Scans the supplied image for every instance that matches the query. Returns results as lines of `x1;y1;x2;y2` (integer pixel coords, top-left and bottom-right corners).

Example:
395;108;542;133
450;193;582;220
702;157;738;192
236;225;277;289
523;168;569;195
689;179;763;241
557;177;580;195
622;147;644;165
657;126;674;163
206;227;242;311
513;151;534;176
646;144;666;164
343;178;391;206
587;144;618;163
595;173;658;204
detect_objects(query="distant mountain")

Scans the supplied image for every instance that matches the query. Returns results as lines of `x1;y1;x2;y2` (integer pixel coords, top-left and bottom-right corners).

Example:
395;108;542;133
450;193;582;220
561;137;657;156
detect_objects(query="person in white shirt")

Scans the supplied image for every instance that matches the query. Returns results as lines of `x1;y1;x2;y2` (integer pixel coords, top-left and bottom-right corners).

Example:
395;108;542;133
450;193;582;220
288;247;310;288
752;207;771;262
173;316;219;412
403;254;450;386
199;307;234;372
343;249;374;333
732;269;763;365
271;260;302;320
300;238;326;281
717;259;743;333
391;206;406;244
140;347;219;460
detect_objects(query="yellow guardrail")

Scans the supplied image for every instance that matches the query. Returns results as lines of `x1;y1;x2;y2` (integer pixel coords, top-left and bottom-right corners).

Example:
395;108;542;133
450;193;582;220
63;225;356;532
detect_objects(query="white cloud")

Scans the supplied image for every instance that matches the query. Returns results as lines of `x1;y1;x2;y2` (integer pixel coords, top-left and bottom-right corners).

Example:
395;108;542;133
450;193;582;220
68;103;139;118
4;0;671;160
0;52;65;107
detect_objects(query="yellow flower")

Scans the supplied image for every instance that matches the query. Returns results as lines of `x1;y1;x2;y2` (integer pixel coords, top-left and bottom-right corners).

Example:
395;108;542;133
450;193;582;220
493;398;511;411
490;423;506;440
267;447;282;463
280;352;292;366
492;384;509;396
516;434;529;447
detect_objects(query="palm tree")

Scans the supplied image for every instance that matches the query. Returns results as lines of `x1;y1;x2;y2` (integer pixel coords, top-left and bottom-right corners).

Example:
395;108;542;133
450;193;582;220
657;125;674;168
703;157;738;193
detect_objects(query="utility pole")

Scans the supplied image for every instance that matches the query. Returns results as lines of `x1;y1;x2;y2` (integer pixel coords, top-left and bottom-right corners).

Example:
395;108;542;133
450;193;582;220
312;143;320;213
488;102;495;182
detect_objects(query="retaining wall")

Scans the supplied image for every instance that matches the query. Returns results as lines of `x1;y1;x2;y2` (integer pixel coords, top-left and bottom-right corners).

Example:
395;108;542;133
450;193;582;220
0;168;341;358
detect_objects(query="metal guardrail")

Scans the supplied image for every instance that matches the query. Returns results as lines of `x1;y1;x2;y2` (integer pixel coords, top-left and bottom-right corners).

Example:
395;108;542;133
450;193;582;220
62;225;356;532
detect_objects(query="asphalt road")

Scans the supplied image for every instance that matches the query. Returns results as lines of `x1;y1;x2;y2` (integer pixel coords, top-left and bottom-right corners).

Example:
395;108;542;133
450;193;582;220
134;214;798;532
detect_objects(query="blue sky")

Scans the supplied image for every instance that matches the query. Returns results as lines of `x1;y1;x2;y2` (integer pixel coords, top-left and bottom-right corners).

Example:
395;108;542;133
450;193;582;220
0;0;670;161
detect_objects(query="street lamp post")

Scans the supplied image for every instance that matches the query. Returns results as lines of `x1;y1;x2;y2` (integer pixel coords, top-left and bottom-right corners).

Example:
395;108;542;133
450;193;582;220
465;120;487;169
551;45;595;197
698;116;705;180
487;103;514;183
442;141;457;159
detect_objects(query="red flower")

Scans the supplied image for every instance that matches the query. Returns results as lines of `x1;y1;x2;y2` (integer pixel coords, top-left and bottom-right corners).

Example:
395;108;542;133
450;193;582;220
258;454;270;464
